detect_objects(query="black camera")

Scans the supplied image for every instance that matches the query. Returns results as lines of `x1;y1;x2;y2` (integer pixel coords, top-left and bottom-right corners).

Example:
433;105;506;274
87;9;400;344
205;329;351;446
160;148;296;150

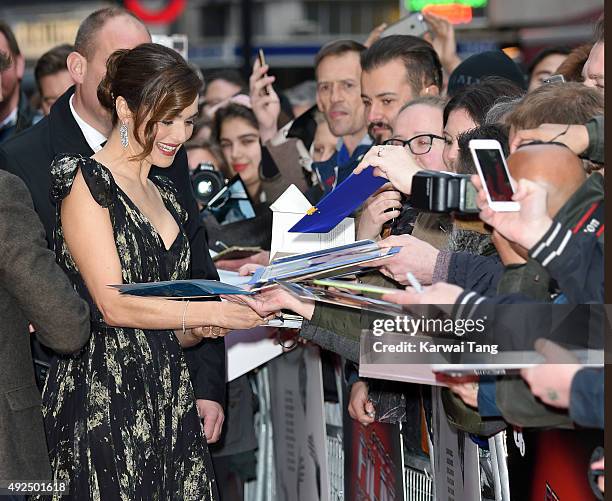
191;162;226;205
410;170;478;214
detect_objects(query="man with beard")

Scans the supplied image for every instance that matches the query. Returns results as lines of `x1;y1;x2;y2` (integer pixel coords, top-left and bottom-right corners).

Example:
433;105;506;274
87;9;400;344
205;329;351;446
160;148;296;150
345;38;444;425
310;40;371;195
361;35;442;145
354;37;445;242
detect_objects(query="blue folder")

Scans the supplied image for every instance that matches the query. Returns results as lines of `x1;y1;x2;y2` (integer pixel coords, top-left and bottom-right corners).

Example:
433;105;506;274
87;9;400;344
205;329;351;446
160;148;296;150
110;279;252;298
289;166;387;233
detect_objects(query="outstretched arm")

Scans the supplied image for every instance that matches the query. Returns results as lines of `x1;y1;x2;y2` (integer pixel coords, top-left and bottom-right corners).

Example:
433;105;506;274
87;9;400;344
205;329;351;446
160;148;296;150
60;169;266;345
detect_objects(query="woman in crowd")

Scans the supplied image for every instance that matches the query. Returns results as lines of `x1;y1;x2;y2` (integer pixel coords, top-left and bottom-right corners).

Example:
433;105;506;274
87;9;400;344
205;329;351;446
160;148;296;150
442;77;524;171
213;103;266;203
37;44;270;501
526;46;570;92
186;138;232;178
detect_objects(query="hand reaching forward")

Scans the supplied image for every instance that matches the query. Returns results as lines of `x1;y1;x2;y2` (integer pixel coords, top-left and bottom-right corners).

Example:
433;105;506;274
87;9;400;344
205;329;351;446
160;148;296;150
353;145;422;195
213;301;269;331
382;282;464;312
374;234;439;285
224;285;315;320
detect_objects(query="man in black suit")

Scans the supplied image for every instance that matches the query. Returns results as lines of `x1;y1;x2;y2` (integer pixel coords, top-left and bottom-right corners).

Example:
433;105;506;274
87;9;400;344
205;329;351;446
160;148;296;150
0;7;227;444
0;21;37;143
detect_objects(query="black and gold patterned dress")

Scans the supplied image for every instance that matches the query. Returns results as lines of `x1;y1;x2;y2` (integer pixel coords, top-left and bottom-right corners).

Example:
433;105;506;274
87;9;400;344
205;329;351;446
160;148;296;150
36;154;218;500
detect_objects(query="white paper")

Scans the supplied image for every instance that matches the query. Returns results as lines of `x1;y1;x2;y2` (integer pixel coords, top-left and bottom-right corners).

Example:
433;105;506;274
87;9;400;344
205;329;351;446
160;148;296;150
269;184;312;213
432;386;481;501
270;185;355;261
225;326;284;382
217;269;252;288
358;363;445;386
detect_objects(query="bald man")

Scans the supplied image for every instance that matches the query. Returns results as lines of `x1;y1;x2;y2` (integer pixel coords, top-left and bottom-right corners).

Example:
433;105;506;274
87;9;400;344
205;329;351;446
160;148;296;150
481;144;600;267
493;143;587;266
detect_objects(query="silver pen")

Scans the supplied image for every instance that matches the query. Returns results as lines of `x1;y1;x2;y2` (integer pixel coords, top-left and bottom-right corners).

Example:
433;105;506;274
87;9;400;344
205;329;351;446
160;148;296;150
406;272;423;294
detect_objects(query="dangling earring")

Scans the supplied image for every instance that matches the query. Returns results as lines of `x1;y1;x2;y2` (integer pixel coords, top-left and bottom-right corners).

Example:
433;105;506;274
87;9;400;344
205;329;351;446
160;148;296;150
119;122;129;148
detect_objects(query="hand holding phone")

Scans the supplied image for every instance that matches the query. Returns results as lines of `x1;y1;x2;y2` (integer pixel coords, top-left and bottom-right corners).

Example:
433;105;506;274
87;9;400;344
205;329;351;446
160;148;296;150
469;139;519;212
381;13;429;38
471;174;553;250
250;48;280;142
257;48;270;96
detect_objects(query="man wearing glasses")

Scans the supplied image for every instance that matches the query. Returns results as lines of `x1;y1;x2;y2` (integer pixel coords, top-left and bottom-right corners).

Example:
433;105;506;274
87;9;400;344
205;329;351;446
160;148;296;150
355;35;445;240
356;95;447;240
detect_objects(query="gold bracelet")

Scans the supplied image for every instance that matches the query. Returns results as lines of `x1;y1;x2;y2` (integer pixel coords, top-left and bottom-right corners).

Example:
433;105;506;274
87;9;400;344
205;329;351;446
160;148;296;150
181;300;190;336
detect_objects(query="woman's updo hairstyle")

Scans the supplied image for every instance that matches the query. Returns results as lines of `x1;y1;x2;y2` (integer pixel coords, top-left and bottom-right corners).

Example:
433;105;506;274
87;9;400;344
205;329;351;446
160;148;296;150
98;43;202;160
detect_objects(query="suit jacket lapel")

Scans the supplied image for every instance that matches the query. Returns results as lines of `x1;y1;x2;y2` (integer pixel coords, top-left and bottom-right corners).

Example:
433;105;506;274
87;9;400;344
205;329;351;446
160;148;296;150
48;86;95;158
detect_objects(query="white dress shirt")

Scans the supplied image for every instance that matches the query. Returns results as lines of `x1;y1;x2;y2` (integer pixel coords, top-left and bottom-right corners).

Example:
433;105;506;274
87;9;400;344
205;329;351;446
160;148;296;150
69;95;107;152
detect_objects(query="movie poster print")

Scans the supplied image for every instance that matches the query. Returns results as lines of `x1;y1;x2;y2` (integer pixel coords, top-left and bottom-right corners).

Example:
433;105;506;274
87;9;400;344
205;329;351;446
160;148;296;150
343;417;405;501
506;428;603;500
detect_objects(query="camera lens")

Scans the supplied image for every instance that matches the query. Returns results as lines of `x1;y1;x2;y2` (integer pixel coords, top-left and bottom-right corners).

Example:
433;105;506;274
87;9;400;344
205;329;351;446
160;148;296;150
196;179;215;197
191;162;226;205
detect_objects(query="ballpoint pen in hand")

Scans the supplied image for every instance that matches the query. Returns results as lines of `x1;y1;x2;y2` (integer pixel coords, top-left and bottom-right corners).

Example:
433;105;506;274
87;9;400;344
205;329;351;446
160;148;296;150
406;272;423;294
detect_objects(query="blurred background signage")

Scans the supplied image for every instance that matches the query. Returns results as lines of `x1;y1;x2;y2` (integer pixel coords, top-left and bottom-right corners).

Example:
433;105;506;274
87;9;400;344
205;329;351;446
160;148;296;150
407;0;489;24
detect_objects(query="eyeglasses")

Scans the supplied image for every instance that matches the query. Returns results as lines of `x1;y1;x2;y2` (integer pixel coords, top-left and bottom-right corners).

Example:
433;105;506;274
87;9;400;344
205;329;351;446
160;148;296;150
383;134;445;155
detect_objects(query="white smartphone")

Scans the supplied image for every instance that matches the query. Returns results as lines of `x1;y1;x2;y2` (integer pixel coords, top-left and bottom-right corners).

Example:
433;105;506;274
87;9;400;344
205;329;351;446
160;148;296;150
381;13;429;38
468;139;520;212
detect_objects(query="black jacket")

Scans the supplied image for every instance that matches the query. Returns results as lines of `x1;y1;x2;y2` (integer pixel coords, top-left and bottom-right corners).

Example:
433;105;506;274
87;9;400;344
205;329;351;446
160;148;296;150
0;89;37;144
453;174;605;353
447;252;503;296
0;87;226;406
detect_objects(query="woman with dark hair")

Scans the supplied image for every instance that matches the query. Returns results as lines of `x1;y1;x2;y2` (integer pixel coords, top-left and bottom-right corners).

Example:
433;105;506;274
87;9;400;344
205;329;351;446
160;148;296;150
527;46;571;92
212;103;264;202
37;44;269;500
442;76;524;171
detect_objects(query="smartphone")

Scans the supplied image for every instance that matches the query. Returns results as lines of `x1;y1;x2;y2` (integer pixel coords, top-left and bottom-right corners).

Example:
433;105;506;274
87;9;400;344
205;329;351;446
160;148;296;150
381;13;429;38
543;74;565;85
468;139;520;212
258;48;270;95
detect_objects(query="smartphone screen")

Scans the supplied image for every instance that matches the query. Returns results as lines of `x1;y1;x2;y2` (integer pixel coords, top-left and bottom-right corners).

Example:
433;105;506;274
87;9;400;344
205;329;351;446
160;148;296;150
473;148;514;202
